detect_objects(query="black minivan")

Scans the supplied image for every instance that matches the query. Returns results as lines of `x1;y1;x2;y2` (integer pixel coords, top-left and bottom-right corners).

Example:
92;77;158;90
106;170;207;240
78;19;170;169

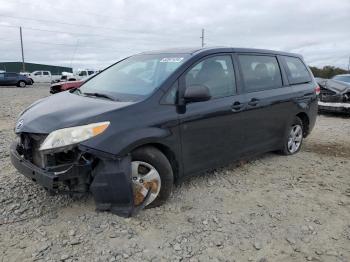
11;47;318;217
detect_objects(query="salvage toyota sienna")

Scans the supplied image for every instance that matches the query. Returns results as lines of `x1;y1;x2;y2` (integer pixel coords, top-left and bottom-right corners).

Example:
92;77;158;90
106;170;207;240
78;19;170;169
10;47;318;217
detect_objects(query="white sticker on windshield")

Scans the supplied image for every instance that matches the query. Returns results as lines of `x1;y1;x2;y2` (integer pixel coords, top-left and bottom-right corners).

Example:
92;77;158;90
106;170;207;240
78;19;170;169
160;57;184;63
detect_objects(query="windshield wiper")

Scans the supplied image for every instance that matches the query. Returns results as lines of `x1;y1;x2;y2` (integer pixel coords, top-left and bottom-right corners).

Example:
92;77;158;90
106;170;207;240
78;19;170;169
83;92;115;101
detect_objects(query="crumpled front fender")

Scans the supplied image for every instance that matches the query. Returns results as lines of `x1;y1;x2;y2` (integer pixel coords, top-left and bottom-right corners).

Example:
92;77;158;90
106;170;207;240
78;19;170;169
90;155;150;217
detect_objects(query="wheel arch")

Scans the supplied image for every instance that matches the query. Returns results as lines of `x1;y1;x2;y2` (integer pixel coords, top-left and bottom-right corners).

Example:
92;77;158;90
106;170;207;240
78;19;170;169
296;112;310;137
131;142;180;184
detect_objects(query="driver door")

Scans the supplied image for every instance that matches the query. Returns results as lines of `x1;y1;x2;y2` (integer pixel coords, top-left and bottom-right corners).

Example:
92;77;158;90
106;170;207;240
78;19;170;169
178;54;246;175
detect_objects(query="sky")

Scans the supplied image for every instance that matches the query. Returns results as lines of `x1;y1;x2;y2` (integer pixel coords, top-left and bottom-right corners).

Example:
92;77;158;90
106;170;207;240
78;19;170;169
0;0;349;70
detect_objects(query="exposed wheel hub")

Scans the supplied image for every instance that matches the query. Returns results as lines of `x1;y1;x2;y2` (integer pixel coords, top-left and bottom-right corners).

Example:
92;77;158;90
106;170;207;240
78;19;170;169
131;161;161;206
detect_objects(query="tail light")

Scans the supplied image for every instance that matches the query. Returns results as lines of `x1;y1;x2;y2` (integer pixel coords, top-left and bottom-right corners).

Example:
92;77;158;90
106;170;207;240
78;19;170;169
315;85;320;95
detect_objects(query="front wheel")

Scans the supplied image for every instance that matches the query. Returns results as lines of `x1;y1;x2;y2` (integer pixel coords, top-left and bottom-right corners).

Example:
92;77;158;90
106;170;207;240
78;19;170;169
18;81;26;88
131;146;173;208
280;117;304;155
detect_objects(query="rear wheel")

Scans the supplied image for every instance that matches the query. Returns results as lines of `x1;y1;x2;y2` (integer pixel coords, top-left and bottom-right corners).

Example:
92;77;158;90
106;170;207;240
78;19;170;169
18;81;26;88
280;117;303;155
131;146;173;208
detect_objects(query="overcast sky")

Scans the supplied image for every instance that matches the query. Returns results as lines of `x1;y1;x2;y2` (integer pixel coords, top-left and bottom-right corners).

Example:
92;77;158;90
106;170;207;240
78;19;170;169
0;0;349;70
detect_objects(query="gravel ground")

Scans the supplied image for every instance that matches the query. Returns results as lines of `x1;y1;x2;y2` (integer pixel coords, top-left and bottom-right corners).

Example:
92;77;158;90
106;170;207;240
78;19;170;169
0;85;349;262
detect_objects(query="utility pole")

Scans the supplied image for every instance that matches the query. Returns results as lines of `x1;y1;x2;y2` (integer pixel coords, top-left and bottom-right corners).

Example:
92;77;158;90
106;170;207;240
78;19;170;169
20;27;25;72
200;28;205;48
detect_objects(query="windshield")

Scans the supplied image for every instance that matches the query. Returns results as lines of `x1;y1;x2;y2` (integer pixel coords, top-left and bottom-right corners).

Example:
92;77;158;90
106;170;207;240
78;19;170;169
79;54;189;101
333;75;350;84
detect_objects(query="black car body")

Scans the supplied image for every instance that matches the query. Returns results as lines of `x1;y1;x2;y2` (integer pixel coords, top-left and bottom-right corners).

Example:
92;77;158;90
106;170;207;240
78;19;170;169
0;72;33;87
10;47;318;217
316;77;350;114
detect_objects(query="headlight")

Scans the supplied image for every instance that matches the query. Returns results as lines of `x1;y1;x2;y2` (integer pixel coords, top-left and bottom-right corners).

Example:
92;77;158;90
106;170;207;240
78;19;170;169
39;121;110;151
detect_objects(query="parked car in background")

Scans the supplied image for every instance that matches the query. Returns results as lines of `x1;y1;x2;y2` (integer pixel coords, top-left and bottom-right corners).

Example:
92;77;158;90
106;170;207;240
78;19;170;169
316;76;350;114
50;74;95;94
11;47;318;217
51;72;75;84
70;69;98;81
19;72;34;84
332;74;350;84
50;80;84;94
0;72;33;87
30;71;61;83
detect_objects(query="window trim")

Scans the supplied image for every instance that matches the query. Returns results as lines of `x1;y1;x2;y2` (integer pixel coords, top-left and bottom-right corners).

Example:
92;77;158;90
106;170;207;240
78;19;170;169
236;53;284;94
178;53;238;102
160;80;179;105
281;55;312;85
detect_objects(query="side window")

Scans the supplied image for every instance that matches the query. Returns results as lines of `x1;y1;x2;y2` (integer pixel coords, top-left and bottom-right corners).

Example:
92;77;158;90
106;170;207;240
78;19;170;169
43;71;49;76
238;55;282;92
34;72;42;76
79;71;88;76
0;73;4;78
88;71;95;75
283;56;311;84
185;55;236;99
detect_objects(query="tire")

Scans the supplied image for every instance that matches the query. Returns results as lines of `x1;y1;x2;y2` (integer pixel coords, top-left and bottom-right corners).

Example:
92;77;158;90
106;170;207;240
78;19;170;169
18;81;26;88
280;117;304;155
131;146;173;208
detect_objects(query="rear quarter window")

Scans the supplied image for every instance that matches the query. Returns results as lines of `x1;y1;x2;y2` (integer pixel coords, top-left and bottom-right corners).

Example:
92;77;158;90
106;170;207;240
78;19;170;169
283;56;311;84
238;55;282;92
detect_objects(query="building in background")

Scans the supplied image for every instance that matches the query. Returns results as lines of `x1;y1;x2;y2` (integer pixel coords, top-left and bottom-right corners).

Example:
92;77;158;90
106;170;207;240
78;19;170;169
0;62;72;74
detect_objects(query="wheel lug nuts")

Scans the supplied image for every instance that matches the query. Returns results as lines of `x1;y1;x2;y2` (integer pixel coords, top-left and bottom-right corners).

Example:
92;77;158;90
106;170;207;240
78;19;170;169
139;179;144;183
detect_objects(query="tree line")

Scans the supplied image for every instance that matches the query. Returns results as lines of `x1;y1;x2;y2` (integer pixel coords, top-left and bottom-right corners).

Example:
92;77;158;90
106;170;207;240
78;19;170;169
309;66;349;79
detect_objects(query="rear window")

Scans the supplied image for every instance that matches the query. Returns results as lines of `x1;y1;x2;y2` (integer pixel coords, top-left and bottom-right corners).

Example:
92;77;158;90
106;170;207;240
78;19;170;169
43;71;50;76
283;56;311;84
238;55;282;92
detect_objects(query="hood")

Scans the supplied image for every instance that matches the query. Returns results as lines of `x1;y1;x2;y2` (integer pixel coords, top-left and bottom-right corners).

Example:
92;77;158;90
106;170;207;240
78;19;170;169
322;79;350;94
16;91;134;134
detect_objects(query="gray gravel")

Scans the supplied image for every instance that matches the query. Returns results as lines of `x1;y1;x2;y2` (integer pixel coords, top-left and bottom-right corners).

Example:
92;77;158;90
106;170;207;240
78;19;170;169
0;85;350;262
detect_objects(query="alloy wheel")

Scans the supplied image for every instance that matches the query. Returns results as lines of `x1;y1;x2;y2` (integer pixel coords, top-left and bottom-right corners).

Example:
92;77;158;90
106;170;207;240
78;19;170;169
287;124;302;153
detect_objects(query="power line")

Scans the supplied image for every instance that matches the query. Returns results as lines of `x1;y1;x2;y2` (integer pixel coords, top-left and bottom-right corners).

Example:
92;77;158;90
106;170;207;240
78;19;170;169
1;14;126;32
0;24;148;42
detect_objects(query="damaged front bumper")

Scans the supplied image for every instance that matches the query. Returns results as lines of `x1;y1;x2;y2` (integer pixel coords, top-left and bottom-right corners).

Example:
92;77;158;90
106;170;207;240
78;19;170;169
318;101;350;114
10;140;148;217
10;142;92;192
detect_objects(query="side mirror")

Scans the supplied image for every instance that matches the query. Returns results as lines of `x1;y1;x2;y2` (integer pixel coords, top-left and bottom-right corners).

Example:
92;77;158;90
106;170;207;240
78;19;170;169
184;85;211;103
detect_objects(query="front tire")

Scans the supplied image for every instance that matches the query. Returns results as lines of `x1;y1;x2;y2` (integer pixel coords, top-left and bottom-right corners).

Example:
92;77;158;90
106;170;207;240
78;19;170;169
131;146;173;208
280;117;304;155
18;81;26;88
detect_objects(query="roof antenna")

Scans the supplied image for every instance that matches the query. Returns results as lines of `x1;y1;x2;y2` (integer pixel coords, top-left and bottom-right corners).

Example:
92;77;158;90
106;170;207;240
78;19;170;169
200;28;205;48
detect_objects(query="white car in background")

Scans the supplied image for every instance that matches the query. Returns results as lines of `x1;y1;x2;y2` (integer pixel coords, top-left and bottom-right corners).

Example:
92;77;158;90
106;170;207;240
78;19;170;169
30;71;61;83
69;69;99;81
